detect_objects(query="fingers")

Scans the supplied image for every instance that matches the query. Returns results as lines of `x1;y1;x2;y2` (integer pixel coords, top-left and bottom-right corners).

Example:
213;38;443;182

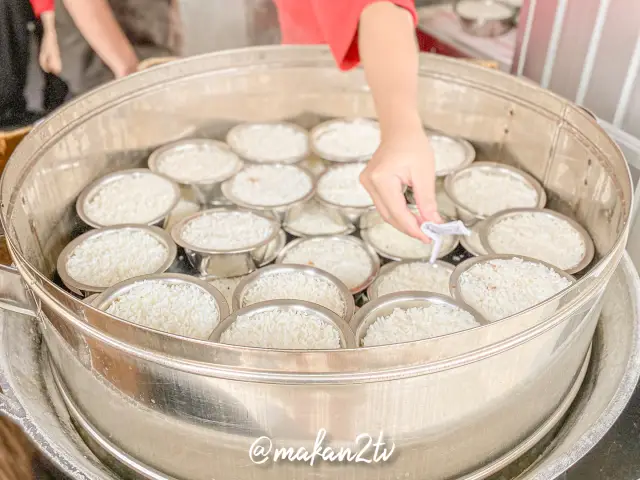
410;162;442;225
362;170;430;242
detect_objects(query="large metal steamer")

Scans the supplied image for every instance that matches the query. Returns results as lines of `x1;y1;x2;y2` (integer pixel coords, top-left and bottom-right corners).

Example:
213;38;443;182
0;47;633;480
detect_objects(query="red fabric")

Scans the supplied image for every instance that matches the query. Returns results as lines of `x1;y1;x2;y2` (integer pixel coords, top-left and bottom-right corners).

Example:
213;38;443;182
273;0;418;71
29;0;54;18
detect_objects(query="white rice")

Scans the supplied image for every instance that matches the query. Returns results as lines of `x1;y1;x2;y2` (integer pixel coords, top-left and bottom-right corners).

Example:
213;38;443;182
376;262;453;298
362;305;479;346
486;212;586;270
105;280;220;339
462;221;488;256
317;163;373;208
451;168;539;216
65;229;169;288
208;276;245;310
285;201;350;236
241;271;346;316
456;0;514;20
155;142;241;183
281;238;374;290
430;136;469;174
164;200;200;231
367;222;457;259
220;308;341;349
229;164;313;207
436;182;458;219
313;118;381;161
180;210;274;250
458;257;572;322
84;172;177;226
229;123;308;163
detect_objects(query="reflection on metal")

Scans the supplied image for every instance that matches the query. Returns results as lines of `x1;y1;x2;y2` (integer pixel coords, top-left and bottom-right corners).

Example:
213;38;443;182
0;256;638;480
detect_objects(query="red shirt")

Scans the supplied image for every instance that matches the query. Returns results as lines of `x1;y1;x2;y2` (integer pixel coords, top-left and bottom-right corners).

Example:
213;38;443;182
273;0;418;71
30;0;54;18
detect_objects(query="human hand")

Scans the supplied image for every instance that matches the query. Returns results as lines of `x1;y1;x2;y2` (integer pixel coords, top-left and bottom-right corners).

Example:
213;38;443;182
360;125;441;242
39;30;62;75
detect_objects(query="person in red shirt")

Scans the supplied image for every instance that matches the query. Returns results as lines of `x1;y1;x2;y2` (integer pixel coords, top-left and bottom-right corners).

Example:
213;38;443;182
274;0;440;241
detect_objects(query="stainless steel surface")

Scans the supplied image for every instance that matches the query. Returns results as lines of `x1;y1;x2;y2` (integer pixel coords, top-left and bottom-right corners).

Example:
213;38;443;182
75;169;181;229
479;208;595;274
148;139;244;206
231;263;356;320
453;0;518;38
221;164;316;221
170;207;281;277
208;299;357;349
366;259;456;300
226;122;310;164
93;273;230;338
0;47;633;480
450;254;577;326
282;200;356;237
276;235;381;295
310;118;379;163
429;133;477;177
460;219;488;256
598;121;640;273
56;225;178;296
350;291;488;345
360;208;460;261
444;161;548;224
0;255;636;480
513;0;640;138
315;162;377;224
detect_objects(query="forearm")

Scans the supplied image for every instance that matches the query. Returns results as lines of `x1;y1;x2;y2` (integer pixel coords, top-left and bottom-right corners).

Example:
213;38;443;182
358;2;422;137
63;0;138;77
40;11;55;33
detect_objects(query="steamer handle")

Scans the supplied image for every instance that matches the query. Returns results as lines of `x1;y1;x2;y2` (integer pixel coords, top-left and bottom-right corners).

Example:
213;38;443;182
0;264;36;317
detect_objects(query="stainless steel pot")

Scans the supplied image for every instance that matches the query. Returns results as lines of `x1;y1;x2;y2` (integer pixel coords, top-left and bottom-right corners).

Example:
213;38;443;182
1;255;639;480
0;46;633;480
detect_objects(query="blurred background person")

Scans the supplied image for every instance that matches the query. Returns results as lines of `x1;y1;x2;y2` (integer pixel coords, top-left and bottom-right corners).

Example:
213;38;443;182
55;0;182;97
0;0;40;129
31;0;69;111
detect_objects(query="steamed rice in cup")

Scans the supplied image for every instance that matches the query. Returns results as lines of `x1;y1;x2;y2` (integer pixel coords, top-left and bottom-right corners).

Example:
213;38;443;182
94;273;229;340
443;162;546;224
209;300;356;350
480;208;594;274
226;122;310;164
367;260;455;300
360;208;459;261
232;264;355;320
221;164;315;220
76;168;181;228
351;291;486;347
57;225;177;296
171;208;281;277
148;139;243;205
310;118;380;163
450;254;575;328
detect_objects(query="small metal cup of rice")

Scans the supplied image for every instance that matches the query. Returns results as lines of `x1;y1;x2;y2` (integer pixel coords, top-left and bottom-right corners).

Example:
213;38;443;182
171;207;282;277
148;139;244;206
449;254;576;329
209;300;356;350
351;291;487;347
